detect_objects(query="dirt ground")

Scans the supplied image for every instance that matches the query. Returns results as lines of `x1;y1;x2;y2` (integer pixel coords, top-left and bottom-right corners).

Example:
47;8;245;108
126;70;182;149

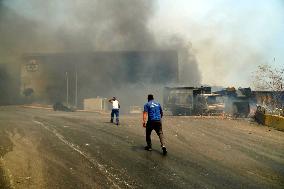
0;106;283;189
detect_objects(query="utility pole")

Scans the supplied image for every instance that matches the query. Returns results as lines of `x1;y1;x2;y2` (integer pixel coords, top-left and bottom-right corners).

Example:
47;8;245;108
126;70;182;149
66;72;69;106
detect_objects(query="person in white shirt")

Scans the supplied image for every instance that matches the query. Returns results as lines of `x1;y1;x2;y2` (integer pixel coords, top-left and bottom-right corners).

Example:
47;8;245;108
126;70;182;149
108;97;120;125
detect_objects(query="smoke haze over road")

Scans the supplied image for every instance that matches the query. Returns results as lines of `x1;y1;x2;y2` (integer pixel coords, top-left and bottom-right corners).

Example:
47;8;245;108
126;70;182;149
0;0;200;86
1;0;283;104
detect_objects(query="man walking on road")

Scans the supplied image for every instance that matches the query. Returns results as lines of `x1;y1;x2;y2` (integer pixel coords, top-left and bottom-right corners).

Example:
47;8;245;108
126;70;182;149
109;97;120;125
143;94;167;155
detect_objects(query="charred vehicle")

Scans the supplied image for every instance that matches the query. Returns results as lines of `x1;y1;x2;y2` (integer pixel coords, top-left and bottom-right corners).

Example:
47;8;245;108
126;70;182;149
164;86;251;117
53;102;74;112
196;93;225;115
216;87;251;117
163;87;195;116
163;86;213;115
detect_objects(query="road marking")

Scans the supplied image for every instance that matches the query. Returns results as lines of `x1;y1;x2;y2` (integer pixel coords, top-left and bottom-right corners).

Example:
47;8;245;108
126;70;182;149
33;120;134;189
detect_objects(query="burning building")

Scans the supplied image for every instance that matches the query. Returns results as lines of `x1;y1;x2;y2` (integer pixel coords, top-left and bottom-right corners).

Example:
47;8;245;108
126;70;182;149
20;51;178;109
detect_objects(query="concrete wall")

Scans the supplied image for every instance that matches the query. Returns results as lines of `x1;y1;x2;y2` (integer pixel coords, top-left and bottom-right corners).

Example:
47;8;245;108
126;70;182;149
255;111;284;131
84;98;109;111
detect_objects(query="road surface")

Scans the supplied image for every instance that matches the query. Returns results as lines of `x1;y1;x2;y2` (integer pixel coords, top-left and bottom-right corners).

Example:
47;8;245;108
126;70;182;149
0;106;283;189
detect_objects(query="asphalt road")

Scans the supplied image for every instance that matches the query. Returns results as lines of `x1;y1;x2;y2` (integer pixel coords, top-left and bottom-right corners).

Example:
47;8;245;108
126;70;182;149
0;106;283;189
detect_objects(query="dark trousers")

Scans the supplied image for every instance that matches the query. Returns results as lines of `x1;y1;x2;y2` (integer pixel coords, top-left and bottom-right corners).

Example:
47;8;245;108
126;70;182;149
111;109;119;123
146;120;165;147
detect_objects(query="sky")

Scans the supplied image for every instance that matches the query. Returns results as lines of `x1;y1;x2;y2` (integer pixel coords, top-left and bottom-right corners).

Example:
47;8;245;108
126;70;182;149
3;0;284;87
153;0;284;87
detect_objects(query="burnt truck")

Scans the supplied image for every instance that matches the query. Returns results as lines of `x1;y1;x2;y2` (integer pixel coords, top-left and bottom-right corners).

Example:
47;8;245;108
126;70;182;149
216;87;251;117
196;93;225;115
163;86;251;117
163;86;214;116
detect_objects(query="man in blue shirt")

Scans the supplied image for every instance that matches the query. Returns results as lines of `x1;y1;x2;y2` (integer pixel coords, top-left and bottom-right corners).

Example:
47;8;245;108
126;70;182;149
143;94;167;155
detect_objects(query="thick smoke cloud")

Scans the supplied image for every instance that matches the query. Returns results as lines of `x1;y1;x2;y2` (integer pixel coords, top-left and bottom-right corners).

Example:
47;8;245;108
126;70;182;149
0;2;35;59
1;0;200;79
43;0;158;51
0;0;201;106
0;0;157;51
160;35;200;85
